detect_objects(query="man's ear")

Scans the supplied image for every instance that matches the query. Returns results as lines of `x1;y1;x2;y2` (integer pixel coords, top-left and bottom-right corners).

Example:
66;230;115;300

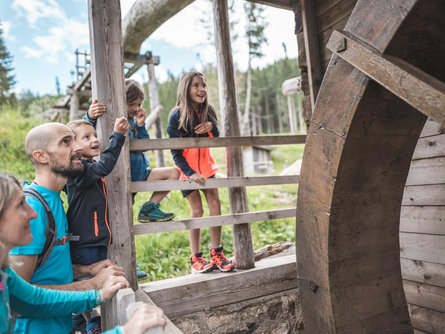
32;150;49;164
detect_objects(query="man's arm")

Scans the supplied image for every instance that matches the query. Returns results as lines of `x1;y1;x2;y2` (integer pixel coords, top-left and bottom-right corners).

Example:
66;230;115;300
11;255;125;291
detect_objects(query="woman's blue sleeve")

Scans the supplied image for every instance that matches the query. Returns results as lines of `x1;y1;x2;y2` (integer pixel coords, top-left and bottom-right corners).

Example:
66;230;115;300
103;325;124;334
7;268;98;318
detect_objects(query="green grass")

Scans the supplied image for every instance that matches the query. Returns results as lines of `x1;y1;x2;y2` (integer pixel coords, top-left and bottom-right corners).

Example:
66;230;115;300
134;143;304;283
0;112;305;283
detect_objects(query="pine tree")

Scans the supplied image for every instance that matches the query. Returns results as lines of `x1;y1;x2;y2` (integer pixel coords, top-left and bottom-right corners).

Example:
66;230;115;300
242;2;268;135
0;23;16;106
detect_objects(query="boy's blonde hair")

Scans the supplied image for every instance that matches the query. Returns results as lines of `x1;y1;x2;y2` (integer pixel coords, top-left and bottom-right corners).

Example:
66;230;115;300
67;119;94;137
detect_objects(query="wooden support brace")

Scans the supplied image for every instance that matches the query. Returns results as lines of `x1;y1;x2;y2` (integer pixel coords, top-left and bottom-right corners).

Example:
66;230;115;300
130;135;306;151
134;208;297;235
327;30;445;128
131;175;299;192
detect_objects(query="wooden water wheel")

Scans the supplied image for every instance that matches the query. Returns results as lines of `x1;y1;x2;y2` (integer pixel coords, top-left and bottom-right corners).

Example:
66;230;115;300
295;0;445;332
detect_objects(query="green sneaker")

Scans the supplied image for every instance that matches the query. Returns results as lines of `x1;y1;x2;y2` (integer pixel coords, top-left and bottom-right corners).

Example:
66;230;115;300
138;201;175;222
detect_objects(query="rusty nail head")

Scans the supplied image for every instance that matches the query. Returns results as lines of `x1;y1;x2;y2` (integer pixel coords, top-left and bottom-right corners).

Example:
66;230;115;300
336;38;347;52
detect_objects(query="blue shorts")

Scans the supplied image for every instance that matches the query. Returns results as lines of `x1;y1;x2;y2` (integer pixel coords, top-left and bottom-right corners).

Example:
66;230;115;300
132;168;153;203
70;246;107;266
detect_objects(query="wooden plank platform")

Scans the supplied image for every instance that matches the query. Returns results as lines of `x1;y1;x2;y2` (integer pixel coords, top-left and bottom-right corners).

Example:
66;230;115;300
140;255;298;318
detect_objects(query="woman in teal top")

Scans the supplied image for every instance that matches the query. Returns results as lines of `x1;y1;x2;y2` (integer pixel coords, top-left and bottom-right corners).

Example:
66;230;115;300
0;174;166;334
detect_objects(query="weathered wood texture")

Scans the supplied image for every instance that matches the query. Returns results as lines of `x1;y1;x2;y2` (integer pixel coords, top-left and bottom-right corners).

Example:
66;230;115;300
122;0;193;54
401;121;445;333
296;0;445;332
213;0;254;269
135;289;183;334
134;208;296;235
88;0;137;329
147;62;165;167
301;0;323;110
408;304;445;334
327;30;445;128
141;255;298;318
131;175;299;192
130;135;306;151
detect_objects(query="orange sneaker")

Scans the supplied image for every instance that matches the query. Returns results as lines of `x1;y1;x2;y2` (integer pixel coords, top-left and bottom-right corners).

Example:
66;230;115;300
210;246;235;272
190;252;214;273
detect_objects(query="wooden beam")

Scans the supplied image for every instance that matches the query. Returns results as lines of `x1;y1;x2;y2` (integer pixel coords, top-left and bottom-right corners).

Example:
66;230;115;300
412;134;445;160
141;255;298;318
401;258;445;288
405;157;445;186
135;289;183;334
301;0;323;110
131;175;299;192
400;206;445;235
147;61;165;167
407;303;445;334
327;30;445;128
130;135;306;151
88;0;137;329
404;279;445;313
402;184;445;206
247;0;293;11
400;232;445;265
134;208;296;235
213;0;254;269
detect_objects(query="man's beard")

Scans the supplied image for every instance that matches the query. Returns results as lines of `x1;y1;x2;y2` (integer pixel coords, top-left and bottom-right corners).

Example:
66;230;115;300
50;154;84;177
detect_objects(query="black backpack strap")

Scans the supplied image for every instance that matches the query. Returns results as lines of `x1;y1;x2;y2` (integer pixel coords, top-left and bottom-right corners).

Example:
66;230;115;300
24;188;57;271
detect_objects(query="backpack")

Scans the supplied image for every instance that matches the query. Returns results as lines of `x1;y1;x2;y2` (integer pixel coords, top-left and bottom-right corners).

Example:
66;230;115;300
24;188;79;271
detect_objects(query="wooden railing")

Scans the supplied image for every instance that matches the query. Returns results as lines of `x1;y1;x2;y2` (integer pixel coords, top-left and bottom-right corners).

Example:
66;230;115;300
130;134;306;236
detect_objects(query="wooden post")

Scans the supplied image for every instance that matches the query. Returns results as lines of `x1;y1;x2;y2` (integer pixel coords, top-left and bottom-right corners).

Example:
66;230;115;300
213;0;254;269
147;62;165;167
88;0;137;329
300;0;323;111
69;90;80;121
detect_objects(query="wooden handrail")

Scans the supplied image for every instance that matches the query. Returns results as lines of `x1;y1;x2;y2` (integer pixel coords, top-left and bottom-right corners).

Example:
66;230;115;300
130;135;306;151
131;175;299;192
134;208;296;235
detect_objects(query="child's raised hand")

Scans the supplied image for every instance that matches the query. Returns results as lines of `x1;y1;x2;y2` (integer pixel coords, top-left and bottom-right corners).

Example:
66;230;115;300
114;117;129;135
189;173;206;186
135;108;147;127
194;121;213;134
88;99;106;120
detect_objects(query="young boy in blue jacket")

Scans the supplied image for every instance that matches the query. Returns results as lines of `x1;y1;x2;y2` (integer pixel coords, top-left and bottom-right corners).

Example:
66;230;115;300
65;110;129;333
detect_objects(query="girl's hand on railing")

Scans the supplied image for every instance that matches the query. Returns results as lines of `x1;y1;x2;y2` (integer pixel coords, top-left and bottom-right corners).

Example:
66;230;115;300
189;173;205;185
100;275;130;300
123;304;166;334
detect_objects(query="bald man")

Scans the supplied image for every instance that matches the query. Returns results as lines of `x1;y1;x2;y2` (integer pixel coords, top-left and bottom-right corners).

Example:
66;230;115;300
10;123;125;334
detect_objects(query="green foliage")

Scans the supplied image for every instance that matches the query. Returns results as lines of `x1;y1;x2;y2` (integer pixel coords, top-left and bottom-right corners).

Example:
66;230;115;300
0;109;39;181
244;2;268;61
0;22;16;107
135;143;303;283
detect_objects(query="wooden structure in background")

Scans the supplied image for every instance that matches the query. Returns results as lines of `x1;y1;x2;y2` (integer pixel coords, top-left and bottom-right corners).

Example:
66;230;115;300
296;0;444;333
83;0;444;332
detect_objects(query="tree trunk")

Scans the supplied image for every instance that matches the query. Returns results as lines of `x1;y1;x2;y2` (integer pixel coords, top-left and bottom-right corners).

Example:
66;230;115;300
242;65;252;136
123;0;194;54
276;91;283;133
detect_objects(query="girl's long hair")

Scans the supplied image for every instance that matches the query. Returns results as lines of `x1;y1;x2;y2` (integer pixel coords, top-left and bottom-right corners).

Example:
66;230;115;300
172;71;217;132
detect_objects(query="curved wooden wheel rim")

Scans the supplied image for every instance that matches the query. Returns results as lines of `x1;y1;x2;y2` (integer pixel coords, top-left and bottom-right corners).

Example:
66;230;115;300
295;0;445;332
